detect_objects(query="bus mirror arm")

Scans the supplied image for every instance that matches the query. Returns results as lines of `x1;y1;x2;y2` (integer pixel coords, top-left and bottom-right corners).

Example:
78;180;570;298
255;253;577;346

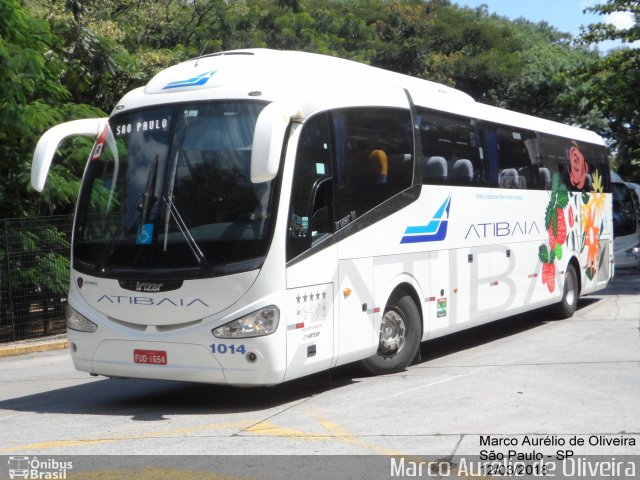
31;118;108;192
251;103;300;183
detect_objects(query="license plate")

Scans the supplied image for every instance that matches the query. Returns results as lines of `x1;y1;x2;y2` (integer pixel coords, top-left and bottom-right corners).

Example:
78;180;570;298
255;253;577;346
133;349;167;365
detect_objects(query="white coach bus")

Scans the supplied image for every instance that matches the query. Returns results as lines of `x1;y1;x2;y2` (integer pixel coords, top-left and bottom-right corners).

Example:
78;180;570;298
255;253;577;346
31;49;613;385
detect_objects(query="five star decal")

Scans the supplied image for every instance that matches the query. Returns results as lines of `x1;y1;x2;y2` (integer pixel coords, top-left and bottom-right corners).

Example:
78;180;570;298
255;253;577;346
296;291;327;304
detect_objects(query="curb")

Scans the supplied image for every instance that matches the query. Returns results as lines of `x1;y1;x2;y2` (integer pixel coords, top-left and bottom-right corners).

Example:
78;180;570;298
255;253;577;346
0;335;68;358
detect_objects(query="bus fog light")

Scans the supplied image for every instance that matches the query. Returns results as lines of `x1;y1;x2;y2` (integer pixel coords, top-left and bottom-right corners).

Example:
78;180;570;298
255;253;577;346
213;306;279;338
246;352;258;363
66;305;98;333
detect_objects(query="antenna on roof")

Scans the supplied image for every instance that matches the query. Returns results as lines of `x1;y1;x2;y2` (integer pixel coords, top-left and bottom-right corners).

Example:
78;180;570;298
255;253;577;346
194;42;209;68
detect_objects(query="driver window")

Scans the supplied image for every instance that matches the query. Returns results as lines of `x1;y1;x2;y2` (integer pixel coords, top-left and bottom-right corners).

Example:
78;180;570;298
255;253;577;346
287;113;333;261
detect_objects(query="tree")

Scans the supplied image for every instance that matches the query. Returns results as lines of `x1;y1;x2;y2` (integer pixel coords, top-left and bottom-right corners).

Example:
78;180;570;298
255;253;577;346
0;1;105;312
0;0;94;218
579;0;640;181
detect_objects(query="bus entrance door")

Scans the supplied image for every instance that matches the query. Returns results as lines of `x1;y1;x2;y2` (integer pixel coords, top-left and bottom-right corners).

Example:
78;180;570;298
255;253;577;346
285;245;337;381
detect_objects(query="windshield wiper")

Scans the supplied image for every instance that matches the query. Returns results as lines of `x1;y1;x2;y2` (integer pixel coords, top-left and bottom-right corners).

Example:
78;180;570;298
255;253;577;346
161;149;213;273
162;194;213;273
138;155;158;230
93;155;158;274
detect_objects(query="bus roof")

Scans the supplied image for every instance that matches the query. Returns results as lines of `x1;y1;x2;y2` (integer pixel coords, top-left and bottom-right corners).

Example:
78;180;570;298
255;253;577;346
118;49;604;146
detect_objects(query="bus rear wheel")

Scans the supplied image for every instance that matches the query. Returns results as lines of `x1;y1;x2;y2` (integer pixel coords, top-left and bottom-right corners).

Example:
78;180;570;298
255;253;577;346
360;292;421;375
551;264;579;319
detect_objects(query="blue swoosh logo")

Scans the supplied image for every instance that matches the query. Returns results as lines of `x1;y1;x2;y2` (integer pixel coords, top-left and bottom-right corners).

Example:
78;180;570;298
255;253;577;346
401;196;451;243
163;70;217;90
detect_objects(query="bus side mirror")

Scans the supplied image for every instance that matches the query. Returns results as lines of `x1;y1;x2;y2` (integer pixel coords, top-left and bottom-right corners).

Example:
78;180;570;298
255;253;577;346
31;118;108;192
251;103;298;183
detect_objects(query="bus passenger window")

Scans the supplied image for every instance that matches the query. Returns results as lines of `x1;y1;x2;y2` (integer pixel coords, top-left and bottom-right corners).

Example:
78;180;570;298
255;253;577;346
332;108;413;224
485;125;537;189
581;143;611;193
537;134;610;193
418;109;485;186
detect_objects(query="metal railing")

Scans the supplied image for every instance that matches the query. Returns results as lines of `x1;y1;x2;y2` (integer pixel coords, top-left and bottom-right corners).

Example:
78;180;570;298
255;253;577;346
0;215;73;343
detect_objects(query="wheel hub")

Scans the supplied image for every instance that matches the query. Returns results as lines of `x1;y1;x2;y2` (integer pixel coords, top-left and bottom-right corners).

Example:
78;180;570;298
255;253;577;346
379;309;406;356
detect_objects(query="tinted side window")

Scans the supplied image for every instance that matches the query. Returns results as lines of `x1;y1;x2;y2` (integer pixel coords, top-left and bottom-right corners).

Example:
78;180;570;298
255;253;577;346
332;108;413;226
581;143;611;193
538;134;610;193
484;124;538;189
287;113;333;261
537;134;567;188
613;182;638;237
418;109;485;186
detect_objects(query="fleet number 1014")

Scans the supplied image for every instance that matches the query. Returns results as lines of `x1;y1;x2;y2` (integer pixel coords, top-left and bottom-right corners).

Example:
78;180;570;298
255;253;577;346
210;343;246;354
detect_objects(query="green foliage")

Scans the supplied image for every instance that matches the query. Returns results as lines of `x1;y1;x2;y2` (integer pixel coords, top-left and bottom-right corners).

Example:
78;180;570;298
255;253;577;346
578;0;640;182
421;3;525;100
0;0;105;218
581;0;640;44
0;0;64;217
14;228;70;296
0;222;71;298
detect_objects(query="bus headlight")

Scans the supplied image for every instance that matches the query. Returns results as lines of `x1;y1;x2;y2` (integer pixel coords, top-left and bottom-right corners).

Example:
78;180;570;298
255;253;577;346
65;304;98;333
212;306;279;338
625;245;640;255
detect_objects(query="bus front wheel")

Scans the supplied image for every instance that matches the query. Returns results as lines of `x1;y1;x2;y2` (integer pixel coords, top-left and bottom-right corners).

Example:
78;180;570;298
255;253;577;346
360;292;421;375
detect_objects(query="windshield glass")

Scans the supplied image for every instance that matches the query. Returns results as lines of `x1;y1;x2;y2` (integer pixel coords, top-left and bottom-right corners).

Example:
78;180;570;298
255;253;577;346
613;182;638;238
74;100;274;278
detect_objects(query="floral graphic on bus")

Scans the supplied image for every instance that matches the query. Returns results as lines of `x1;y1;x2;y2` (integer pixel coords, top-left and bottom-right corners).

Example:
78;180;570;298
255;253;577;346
539;174;569;292
569;141;589;189
582;205;600;277
538;151;606;292
587;170;606;218
581;169;605;280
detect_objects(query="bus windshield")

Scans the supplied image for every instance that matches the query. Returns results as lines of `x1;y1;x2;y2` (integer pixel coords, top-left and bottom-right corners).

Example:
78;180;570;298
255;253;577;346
74;100;275;278
613;182;638;238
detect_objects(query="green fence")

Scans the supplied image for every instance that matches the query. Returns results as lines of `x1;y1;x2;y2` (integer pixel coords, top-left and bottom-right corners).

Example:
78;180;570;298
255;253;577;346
0;215;73;343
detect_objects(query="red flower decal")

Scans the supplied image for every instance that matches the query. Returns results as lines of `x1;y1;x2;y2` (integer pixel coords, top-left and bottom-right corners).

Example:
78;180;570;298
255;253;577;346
569;141;588;189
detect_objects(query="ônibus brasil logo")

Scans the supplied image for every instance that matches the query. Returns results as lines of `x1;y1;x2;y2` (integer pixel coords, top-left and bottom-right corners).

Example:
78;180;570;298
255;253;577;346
401;196;451;244
8;456;73;479
163;70;217;90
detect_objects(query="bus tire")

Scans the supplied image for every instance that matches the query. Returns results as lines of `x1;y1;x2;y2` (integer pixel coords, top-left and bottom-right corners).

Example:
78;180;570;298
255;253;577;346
360;292;421;375
551;264;579;319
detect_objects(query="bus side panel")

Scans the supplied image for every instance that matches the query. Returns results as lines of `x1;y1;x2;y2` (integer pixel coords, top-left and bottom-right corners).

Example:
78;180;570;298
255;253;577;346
336;257;377;367
520;245;558;310
490;239;563;321
426;249;451;334
427;246;492;338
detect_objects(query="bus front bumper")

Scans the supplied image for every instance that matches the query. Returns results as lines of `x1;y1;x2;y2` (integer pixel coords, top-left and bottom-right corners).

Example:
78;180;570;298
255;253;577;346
69;335;286;386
